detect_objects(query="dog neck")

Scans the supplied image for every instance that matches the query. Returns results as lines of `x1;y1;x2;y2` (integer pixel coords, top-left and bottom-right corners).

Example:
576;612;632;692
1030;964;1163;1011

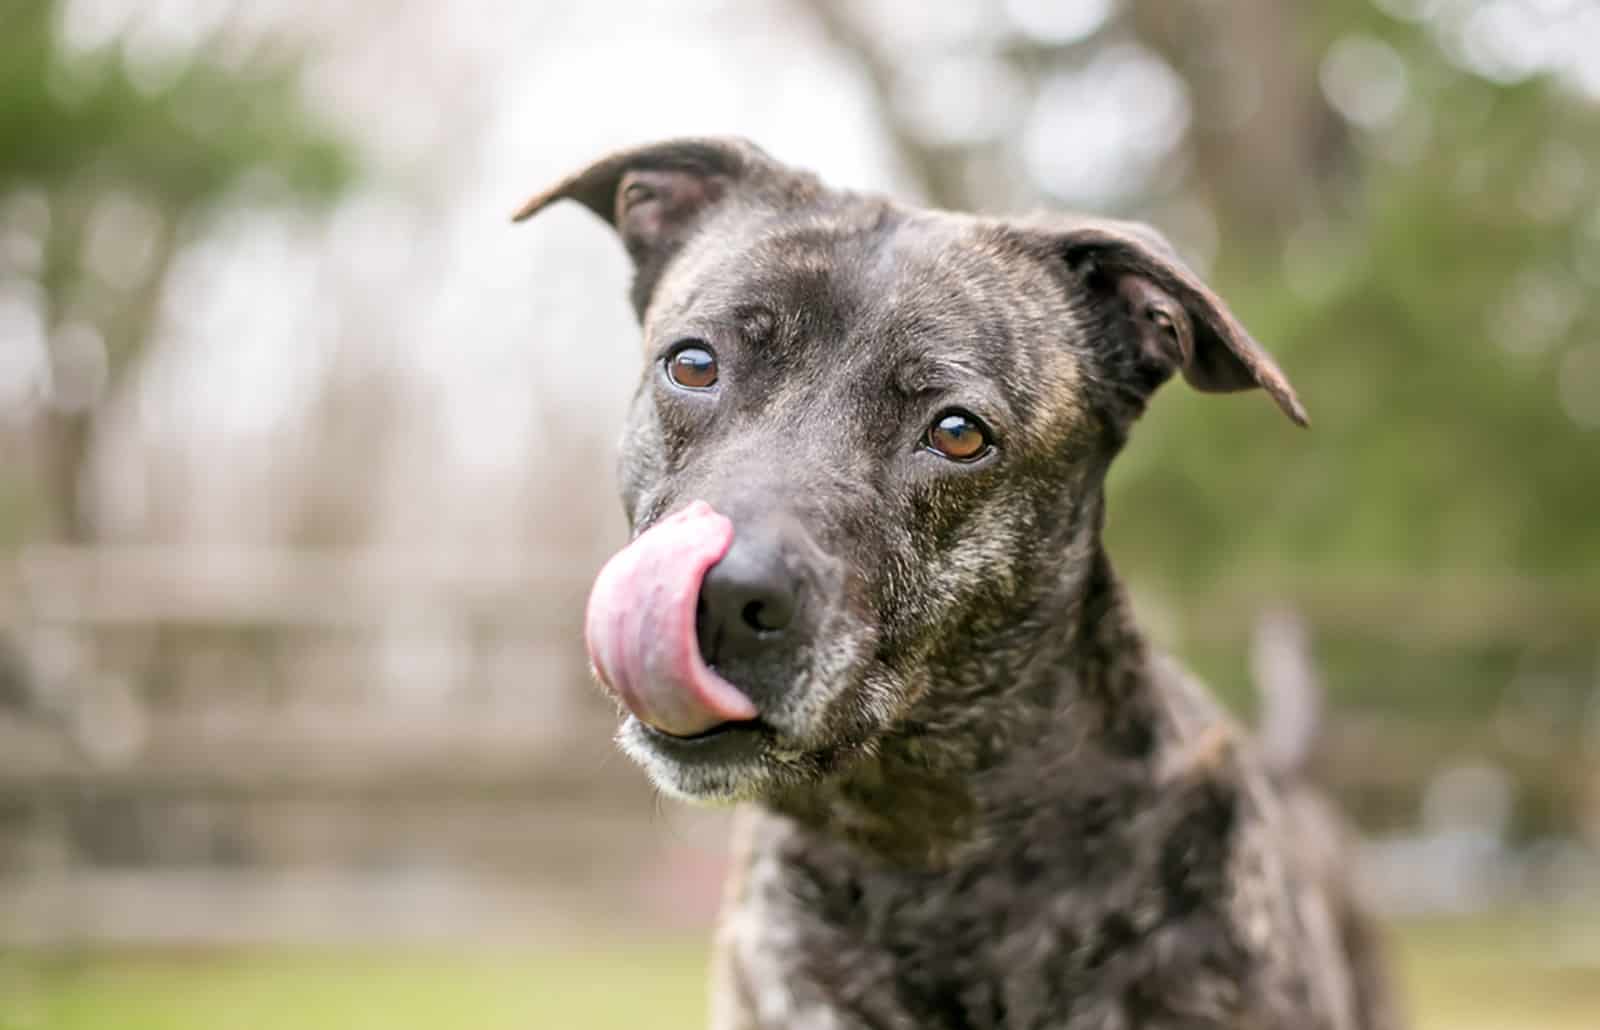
765;529;1172;868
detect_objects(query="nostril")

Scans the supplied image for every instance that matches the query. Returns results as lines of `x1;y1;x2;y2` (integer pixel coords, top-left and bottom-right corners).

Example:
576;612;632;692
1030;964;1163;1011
698;539;800;649
695;597;719;664
741;599;784;634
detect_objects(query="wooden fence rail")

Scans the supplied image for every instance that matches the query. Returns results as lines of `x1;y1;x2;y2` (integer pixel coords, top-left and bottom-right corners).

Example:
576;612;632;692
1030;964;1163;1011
4;546;1594;641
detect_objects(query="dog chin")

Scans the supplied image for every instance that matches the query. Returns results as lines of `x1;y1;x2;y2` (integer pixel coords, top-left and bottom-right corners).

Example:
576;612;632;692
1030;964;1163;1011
616;717;795;804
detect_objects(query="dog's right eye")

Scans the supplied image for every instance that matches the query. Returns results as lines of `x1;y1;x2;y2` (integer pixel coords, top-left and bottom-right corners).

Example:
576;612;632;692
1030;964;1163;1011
924;410;992;462
665;343;718;390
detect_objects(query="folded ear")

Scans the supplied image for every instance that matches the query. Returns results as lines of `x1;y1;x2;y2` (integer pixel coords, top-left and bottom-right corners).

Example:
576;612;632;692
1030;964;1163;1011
512;137;802;315
1033;216;1307;427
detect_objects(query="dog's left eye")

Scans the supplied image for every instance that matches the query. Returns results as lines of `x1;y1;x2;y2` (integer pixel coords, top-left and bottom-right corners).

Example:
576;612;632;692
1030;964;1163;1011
665;342;718;389
924;410;992;462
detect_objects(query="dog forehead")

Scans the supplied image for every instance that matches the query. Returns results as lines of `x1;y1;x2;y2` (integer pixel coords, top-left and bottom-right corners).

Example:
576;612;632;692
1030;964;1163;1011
645;198;1087;429
644;197;894;321
652;201;1067;332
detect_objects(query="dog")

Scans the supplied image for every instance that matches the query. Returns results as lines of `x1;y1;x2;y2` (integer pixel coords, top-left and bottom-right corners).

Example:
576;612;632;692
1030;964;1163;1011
516;138;1401;1030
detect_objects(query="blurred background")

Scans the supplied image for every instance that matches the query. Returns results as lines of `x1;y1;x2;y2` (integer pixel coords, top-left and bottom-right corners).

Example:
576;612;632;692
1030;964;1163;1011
1;0;1597;1026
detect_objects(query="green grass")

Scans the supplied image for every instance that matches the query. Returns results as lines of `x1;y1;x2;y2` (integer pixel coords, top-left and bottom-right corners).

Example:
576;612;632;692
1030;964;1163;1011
0;942;709;1030
1397;908;1600;1030
2;911;1597;1029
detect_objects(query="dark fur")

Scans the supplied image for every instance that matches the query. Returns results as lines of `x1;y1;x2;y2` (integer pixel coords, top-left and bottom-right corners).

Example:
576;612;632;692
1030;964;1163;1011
516;139;1401;1030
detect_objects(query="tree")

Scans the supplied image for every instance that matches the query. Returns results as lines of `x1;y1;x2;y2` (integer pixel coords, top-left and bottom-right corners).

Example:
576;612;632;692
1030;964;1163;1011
0;0;354;544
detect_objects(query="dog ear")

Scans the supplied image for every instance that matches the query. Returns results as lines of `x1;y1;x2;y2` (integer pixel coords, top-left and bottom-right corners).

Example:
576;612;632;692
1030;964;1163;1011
512;137;799;315
1037;217;1307;427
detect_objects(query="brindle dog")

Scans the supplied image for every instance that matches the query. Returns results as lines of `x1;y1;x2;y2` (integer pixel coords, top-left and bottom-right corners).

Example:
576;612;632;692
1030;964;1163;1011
516;138;1401;1030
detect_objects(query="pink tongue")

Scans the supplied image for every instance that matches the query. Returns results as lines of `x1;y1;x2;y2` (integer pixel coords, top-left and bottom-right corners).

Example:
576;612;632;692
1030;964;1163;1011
584;500;759;737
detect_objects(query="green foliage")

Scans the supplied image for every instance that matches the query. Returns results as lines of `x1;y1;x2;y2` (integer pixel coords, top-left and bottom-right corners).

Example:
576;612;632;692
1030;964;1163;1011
0;2;352;205
0;0;358;546
1110;37;1600;592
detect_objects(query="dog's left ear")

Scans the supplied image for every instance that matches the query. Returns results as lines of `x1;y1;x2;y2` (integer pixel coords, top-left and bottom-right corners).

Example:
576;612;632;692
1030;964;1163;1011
1032;217;1307;427
513;137;809;315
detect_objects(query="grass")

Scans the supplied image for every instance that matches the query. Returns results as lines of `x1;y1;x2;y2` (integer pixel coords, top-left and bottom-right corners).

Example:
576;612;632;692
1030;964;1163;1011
1396;907;1600;1030
2;910;1597;1029
0;943;709;1030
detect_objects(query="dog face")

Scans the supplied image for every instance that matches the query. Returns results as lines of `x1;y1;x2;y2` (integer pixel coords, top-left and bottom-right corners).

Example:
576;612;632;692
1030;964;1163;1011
517;139;1303;803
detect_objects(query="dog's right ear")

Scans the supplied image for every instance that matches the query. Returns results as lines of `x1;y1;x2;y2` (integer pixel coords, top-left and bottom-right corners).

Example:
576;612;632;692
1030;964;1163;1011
513;137;799;315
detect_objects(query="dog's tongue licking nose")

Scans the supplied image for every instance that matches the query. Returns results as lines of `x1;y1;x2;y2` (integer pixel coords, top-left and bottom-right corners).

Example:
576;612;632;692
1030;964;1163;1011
584;501;758;737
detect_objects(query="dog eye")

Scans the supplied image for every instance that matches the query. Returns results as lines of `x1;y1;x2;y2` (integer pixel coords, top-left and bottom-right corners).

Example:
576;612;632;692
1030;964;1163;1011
924;410;991;462
665;342;718;390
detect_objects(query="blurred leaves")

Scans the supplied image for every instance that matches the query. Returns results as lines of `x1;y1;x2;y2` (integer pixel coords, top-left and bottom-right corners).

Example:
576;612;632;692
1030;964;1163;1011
0;0;357;542
0;2;350;206
1110;5;1600;593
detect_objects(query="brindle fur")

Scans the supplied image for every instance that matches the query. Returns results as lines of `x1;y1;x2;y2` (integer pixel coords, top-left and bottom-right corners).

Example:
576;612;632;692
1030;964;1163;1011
516;138;1402;1030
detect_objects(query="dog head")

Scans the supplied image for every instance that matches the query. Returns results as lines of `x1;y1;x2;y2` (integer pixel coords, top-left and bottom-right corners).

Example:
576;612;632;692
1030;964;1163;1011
516;138;1304;803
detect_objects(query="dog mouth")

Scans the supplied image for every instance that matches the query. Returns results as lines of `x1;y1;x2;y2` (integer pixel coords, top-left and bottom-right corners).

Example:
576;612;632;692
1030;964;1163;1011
583;500;761;738
635;715;774;762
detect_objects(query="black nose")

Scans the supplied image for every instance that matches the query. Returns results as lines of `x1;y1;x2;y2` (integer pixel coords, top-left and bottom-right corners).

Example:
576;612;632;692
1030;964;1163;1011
696;536;798;668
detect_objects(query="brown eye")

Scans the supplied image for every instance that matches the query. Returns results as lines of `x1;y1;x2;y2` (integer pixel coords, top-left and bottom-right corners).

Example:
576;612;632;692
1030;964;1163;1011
666;343;718;389
925;411;991;462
